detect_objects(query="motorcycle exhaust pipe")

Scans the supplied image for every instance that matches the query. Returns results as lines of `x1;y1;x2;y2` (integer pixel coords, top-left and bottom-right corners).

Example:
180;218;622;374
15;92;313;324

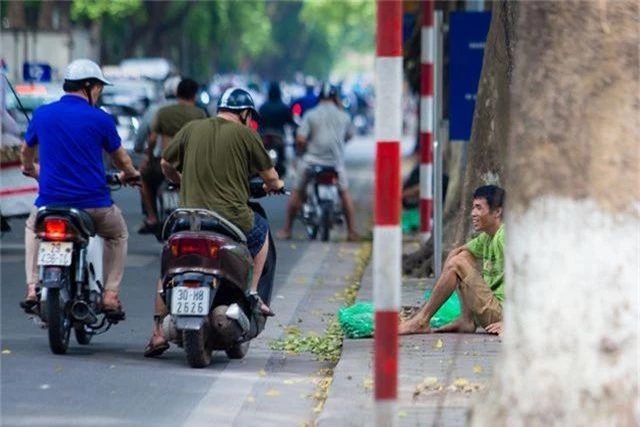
225;304;250;333
70;301;97;324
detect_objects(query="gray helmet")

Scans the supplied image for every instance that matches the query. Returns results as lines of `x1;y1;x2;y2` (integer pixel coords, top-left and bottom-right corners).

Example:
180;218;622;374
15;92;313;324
217;87;258;116
319;82;338;100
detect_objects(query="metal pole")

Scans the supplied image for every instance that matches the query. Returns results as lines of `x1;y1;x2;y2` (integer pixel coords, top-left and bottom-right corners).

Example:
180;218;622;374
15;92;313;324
373;1;402;426
433;11;444;279
419;1;434;242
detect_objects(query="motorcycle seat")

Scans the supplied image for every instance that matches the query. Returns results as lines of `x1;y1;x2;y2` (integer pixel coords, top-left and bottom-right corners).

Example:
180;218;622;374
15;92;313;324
35;206;96;237
309;165;338;175
164;209;247;244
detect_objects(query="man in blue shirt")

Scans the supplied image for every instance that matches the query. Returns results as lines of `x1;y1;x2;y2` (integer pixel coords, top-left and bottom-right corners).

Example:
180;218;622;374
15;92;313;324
20;59;140;315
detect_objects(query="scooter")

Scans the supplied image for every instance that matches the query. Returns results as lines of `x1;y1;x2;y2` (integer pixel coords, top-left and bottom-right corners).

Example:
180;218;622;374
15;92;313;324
29;173;139;354
158;181;286;368
300;165;343;242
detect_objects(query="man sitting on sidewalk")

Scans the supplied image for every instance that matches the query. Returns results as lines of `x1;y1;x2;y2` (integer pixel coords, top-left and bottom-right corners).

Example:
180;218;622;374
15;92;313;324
399;185;505;335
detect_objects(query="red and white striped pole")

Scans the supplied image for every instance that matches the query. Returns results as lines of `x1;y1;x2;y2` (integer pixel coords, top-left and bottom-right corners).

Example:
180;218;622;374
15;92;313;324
420;0;435;242
374;0;402;425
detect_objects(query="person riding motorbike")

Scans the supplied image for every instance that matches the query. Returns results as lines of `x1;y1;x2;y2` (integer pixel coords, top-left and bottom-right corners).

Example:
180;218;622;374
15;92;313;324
278;83;359;241
258;81;297;176
20;59;140;316
137;78;206;235
144;87;284;357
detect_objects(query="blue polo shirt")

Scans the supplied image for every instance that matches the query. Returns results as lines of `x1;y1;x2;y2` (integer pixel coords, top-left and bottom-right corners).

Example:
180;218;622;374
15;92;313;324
25;95;121;209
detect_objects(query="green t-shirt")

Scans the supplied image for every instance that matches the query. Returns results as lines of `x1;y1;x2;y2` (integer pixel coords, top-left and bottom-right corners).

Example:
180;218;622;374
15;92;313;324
466;224;505;302
152;103;206;137
162;117;274;232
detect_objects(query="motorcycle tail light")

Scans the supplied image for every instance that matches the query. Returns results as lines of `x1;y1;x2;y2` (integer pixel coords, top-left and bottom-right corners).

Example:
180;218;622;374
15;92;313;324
316;172;338;185
44;218;68;241
292;103;302;117
169;235;221;259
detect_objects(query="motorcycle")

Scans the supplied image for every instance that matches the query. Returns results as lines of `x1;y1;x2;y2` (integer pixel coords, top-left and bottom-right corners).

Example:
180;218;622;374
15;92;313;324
155;180;180;224
300;165;343;242
261;133;287;177
158;181;286;368
31;173;139;354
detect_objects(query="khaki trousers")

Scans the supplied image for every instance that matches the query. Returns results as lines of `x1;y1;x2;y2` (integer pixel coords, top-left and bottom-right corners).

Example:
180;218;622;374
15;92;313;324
25;205;129;293
455;252;503;328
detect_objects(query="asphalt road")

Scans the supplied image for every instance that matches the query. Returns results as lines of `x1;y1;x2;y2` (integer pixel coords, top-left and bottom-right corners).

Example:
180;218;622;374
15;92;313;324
0;134;413;427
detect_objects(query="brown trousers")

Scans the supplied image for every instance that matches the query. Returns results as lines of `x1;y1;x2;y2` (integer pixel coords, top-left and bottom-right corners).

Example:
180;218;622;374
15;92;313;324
25;205;128;293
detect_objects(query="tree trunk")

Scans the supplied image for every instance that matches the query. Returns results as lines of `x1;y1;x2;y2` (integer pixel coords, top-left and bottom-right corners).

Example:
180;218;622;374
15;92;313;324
402;0;516;277
7;1;26;29
470;1;639;425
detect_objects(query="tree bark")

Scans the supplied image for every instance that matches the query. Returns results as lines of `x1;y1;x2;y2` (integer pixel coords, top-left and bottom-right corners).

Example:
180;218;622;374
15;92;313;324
402;0;516;276
7;1;26;29
470;1;639;425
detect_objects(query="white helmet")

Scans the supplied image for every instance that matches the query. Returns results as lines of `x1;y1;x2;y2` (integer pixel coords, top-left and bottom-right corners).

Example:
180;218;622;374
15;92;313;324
64;59;112;85
163;76;181;98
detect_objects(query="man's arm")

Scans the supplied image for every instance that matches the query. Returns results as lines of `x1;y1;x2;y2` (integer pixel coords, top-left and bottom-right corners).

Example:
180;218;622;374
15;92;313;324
160;159;181;184
259;167;284;192
20;142;39;179
110;147;139;179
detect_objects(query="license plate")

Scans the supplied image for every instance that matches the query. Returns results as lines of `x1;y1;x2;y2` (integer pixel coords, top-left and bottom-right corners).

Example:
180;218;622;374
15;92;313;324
317;185;337;201
37;242;73;266
171;286;210;316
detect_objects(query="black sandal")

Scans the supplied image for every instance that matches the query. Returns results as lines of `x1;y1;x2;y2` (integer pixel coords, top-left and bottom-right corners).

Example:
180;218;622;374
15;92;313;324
20;299;38;315
250;293;275;317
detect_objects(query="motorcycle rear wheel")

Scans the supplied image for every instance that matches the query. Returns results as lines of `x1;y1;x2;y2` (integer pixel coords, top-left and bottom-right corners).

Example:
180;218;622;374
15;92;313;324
320;201;333;242
225;341;250;360
47;288;71;355
184;328;212;368
74;324;92;345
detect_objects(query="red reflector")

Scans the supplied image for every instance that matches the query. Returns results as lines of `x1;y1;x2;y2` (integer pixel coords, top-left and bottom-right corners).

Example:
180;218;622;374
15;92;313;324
316;172;338;185
292;103;302;116
44;218;68;241
169;236;220;258
183;281;201;288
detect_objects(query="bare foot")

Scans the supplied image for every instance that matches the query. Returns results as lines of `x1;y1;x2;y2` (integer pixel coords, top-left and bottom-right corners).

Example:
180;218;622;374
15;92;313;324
347;232;360;242
398;318;432;335
144;333;169;357
276;229;291;240
434;319;476;333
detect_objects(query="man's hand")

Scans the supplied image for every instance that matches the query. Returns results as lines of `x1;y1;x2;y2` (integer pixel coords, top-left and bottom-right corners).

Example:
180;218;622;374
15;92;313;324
118;169;142;187
21;163;40;180
485;321;503;336
263;179;285;195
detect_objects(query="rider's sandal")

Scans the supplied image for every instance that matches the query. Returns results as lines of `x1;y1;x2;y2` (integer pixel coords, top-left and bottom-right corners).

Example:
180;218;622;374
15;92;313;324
103;293;126;320
144;339;170;358
250;293;275;317
19;285;39;314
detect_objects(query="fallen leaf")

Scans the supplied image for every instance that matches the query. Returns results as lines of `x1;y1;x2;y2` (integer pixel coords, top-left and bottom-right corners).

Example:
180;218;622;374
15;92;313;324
265;388;281;397
290;244;297;250
398;410;408;417
55;365;63;373
433;338;444;350
258;369;267;377
2;349;11;355
283;379;296;385
109;365;116;369
363;377;374;390
473;365;484;374
246;396;255;403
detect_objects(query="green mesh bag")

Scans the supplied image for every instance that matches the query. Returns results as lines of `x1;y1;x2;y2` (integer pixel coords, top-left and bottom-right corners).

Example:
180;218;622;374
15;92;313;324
338;302;374;338
424;290;462;328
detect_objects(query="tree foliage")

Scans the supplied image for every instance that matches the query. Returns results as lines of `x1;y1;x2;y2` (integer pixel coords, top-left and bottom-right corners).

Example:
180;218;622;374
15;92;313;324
71;0;142;20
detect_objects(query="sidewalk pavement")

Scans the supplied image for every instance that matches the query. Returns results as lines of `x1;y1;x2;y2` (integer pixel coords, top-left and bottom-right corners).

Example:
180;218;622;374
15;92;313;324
317;261;502;427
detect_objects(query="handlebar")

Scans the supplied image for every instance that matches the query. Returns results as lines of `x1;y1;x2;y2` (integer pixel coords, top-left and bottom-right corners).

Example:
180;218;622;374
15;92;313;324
249;180;289;198
106;172;142;188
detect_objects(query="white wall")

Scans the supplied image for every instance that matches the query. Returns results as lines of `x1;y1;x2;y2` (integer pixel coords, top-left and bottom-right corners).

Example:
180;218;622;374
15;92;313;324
0;29;98;82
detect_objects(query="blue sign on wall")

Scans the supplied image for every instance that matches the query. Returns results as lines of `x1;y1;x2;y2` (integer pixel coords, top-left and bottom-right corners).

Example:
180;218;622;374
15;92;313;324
22;62;52;82
449;12;491;141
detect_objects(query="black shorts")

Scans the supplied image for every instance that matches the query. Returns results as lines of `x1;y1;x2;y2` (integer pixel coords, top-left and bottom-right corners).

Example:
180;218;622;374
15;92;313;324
141;157;164;189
